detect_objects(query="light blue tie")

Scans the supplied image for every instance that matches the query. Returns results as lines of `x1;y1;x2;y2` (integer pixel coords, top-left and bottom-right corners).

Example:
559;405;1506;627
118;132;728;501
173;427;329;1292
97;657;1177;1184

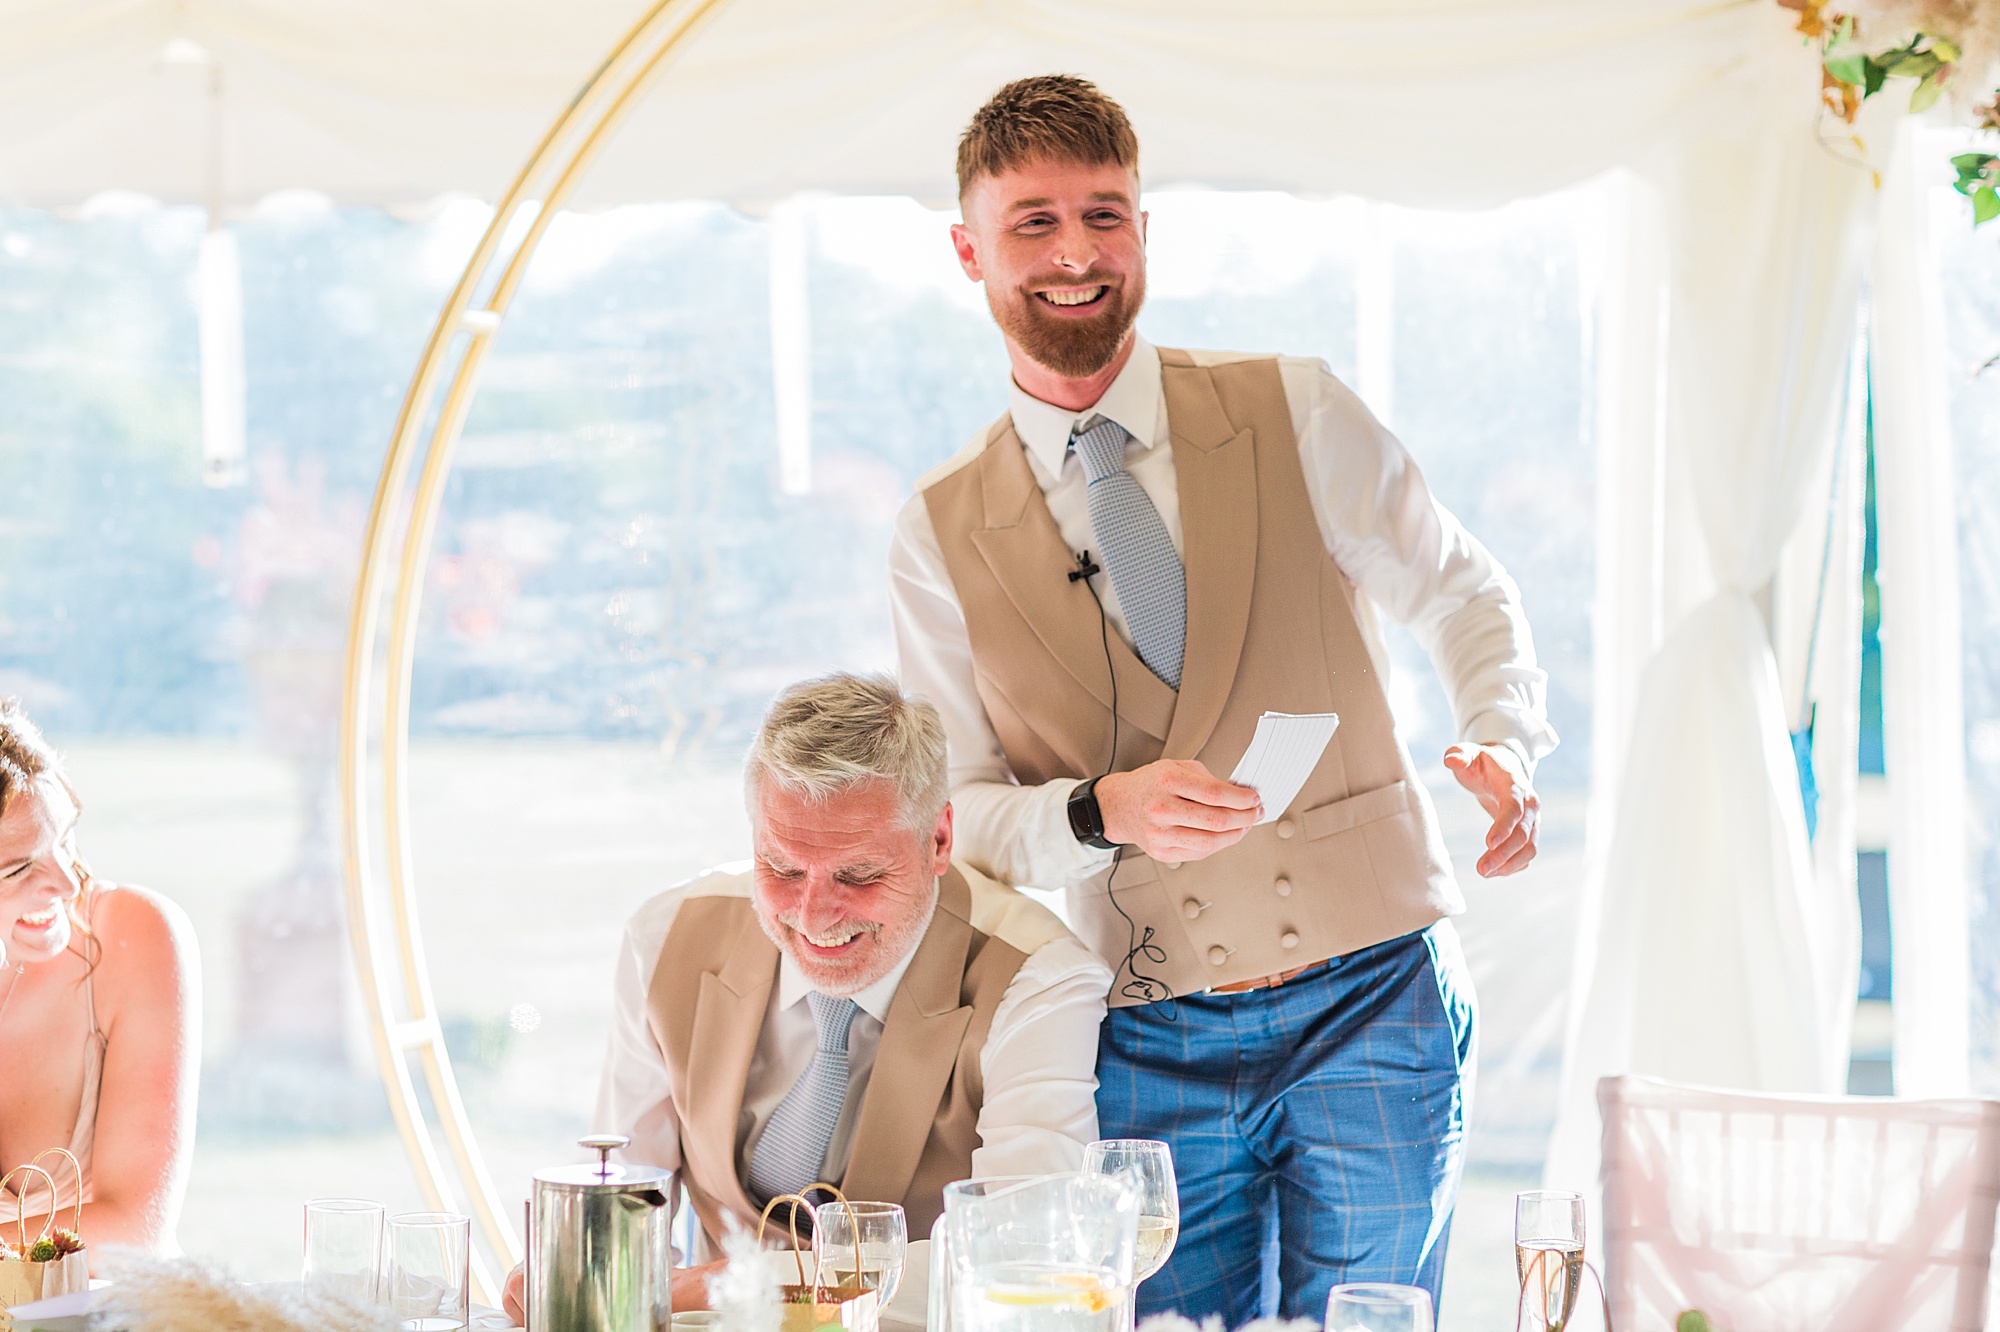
747;991;858;1206
1071;416;1187;689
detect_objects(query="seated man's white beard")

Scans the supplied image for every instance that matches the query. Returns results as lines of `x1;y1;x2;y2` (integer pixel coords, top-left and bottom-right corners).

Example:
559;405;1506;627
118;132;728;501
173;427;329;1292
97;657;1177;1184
757;889;939;995
778;913;881;950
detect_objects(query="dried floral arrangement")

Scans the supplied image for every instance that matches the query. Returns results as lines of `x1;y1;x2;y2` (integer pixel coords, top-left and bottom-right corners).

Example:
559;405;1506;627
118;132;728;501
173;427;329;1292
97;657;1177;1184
1783;0;2000;215
91;1253;396;1332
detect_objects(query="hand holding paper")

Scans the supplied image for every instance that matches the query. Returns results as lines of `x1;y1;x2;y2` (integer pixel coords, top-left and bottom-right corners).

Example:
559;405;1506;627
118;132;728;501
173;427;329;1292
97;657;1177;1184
1228;711;1340;825
1094;759;1262;862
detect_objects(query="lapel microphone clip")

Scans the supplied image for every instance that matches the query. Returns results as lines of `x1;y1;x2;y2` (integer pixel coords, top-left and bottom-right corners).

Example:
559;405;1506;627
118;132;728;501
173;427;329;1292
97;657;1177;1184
1069;550;1102;582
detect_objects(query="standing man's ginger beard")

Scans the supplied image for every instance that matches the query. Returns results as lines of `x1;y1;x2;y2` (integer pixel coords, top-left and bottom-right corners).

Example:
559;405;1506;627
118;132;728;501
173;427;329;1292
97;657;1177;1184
990;268;1146;379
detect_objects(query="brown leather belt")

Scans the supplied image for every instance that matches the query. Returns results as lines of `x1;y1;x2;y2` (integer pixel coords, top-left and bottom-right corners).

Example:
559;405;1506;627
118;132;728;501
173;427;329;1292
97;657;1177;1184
1208;959;1327;994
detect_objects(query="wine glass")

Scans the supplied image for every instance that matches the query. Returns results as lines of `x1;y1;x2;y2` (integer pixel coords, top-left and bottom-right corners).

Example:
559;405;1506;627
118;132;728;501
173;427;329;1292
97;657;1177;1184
1326;1283;1433;1332
1082;1140;1178;1283
813;1200;908;1307
1514;1190;1585;1332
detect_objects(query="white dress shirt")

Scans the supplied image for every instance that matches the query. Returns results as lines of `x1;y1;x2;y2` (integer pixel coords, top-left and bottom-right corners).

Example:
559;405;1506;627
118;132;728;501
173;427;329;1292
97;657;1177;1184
889;338;1559;893
593;864;1111;1290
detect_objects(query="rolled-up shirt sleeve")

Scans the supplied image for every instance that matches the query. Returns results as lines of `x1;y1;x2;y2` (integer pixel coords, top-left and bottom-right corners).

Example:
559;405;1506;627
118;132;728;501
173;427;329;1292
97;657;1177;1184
1278;357;1559;769
969;934;1112;1178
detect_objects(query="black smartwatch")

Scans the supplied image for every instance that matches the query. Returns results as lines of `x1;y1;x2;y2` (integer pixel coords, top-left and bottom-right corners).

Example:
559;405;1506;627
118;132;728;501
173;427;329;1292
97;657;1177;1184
1067;775;1120;850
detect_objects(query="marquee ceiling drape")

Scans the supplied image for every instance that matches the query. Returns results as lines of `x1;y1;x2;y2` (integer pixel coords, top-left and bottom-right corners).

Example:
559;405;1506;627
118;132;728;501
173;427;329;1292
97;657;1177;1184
3;0;1767;210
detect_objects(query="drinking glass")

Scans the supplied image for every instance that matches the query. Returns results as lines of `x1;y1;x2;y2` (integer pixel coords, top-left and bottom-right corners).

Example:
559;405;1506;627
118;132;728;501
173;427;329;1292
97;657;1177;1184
814;1200;908;1306
929;1212;953;1332
943;1173;1138;1332
388;1211;471;1331
1082;1140;1178;1283
1325;1283;1433;1332
1514;1190;1586;1332
303;1197;385;1305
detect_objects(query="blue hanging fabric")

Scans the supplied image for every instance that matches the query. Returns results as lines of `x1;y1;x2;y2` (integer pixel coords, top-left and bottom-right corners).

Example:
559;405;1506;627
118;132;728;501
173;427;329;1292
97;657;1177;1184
1793;701;1820;842
1788;330;1859;844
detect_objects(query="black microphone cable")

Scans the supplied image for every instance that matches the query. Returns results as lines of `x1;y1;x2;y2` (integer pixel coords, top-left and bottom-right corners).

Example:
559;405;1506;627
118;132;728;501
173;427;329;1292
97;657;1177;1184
1071;549;1174;1012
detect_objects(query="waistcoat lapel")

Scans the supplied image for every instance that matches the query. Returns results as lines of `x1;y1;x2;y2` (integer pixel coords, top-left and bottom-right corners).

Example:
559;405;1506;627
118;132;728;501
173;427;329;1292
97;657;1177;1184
967;422;1178;744
1160;355;1258;760
841;869;976;1207
683;918;778;1223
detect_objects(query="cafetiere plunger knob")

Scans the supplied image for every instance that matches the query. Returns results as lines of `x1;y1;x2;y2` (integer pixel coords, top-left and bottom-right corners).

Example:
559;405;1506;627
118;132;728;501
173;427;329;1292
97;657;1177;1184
578;1133;631;1176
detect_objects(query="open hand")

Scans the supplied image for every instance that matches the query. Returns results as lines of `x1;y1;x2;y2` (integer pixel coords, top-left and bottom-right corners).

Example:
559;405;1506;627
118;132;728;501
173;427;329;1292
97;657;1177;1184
1095;758;1261;861
1443;743;1539;877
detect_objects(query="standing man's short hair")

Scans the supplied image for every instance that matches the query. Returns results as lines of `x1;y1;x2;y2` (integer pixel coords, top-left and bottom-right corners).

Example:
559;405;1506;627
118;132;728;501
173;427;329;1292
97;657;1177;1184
956;75;1139;200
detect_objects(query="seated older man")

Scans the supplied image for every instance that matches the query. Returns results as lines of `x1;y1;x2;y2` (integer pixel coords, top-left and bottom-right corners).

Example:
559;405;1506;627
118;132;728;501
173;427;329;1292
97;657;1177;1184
504;672;1111;1324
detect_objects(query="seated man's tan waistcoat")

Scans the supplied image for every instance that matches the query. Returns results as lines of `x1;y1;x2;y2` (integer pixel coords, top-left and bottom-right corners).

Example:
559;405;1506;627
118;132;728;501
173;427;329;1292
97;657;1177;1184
920;349;1459;1006
647;864;1043;1241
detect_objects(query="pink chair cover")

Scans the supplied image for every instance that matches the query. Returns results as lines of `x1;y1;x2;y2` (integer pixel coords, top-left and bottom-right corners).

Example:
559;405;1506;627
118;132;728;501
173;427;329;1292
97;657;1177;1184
1599;1075;2000;1332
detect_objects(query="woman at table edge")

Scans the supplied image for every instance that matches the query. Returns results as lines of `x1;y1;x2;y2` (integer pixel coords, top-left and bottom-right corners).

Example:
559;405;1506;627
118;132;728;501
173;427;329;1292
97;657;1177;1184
0;698;200;1265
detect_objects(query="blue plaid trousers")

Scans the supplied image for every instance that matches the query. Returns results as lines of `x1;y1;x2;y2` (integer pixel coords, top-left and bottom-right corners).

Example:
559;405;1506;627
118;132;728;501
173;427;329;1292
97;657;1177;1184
1095;921;1476;1324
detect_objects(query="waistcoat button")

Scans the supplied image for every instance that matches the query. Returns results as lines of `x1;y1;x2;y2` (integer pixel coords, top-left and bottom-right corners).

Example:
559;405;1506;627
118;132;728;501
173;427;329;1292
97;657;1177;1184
1182;898;1204;920
1274;876;1293;897
1280;931;1300;950
1164;861;1182;871
1207;945;1228;967
1276;818;1297;840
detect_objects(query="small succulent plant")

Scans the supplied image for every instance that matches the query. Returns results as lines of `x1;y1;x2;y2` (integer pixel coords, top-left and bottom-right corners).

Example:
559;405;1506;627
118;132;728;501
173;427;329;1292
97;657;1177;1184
26;1239;57;1263
1677;1312;1714;1332
49;1228;84;1256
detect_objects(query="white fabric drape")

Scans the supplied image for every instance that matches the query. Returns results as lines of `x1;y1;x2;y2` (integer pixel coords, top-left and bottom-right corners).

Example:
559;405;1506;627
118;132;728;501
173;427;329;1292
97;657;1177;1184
2;0;1765;210
1548;65;1878;1191
1872;124;1972;1098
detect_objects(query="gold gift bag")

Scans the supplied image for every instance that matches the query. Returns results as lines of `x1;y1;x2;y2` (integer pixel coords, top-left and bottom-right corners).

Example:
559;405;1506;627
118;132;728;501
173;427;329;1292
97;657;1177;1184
29;1151;88;1301
0;1154;88;1310
757;1187;881;1332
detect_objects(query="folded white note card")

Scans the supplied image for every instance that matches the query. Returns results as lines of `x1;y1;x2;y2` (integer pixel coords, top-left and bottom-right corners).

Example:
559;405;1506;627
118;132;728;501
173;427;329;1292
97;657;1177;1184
1228;711;1340;825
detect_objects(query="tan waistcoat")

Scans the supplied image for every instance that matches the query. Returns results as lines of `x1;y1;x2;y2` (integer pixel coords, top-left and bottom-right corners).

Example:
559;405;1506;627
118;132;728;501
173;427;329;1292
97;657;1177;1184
920;349;1459;1006
646;864;1043;1242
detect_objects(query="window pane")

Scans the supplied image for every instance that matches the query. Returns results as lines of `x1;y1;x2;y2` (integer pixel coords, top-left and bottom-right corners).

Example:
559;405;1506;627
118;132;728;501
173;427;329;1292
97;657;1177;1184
1934;183;2000;1096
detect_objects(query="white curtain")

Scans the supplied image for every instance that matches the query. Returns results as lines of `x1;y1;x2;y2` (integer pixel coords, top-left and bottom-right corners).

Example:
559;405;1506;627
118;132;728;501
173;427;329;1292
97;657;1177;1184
1872;123;1971;1098
1548;63;1880;1191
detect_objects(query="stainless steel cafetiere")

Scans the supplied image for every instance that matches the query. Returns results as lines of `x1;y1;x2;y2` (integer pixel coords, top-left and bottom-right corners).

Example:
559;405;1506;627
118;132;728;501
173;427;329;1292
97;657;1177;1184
528;1133;672;1332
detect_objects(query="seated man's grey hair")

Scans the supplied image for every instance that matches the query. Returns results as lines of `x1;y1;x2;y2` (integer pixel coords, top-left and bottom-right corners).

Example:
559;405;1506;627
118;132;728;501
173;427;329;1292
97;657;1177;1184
745;672;950;833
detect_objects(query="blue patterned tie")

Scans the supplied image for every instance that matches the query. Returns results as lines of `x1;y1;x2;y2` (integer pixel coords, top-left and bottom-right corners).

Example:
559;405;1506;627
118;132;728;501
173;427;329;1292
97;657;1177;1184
747;991;858;1205
1071;416;1187;689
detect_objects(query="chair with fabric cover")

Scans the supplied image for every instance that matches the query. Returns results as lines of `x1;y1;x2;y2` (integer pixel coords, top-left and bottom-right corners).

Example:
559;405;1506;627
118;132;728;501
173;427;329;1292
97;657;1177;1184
1598;1074;2000;1332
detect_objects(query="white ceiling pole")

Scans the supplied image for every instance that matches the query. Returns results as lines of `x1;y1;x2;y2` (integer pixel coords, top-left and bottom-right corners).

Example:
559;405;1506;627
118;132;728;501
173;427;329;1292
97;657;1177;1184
769;195;814;497
1353;199;1395;430
197;58;247;488
1871;123;1970;1099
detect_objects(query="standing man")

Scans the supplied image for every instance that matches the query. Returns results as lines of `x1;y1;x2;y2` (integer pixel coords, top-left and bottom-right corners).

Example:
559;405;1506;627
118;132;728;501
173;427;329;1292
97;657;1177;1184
889;76;1557;1319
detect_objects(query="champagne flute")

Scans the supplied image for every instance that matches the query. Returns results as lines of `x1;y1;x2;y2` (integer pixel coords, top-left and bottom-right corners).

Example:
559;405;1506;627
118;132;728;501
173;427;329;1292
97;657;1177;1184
1082;1140;1178;1283
1514;1190;1585;1332
1326;1283;1432;1332
813;1200;908;1306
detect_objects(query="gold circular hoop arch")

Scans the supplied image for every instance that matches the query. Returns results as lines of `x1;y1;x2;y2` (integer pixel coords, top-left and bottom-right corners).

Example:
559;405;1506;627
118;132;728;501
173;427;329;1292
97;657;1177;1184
337;0;733;1300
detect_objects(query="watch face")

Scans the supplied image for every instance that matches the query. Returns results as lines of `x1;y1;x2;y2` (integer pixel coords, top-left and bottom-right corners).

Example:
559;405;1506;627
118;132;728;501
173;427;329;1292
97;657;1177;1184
1068;783;1102;842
